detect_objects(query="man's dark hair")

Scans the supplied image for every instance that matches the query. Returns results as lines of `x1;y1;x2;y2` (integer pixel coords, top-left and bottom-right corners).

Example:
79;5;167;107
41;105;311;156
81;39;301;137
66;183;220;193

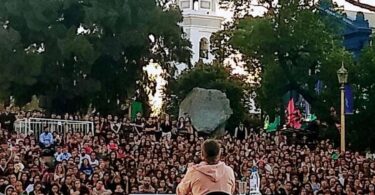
202;139;221;164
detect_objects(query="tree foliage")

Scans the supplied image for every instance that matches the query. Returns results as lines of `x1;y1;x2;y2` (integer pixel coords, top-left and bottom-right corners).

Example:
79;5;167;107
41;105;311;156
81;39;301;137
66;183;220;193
348;38;375;151
0;0;191;114
212;0;350;141
172;62;247;130
214;0;375;151
227;0;352;117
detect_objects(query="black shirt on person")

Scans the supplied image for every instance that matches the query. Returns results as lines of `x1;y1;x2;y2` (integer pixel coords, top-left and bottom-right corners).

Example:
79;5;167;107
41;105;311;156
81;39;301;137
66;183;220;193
121;123;132;138
133;118;144;133
0;112;16;131
160;121;172;133
144;122;157;135
154;122;162;141
236;127;246;140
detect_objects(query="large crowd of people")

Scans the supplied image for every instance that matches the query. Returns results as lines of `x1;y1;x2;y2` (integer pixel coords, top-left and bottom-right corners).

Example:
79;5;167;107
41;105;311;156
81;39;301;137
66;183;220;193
0;109;375;195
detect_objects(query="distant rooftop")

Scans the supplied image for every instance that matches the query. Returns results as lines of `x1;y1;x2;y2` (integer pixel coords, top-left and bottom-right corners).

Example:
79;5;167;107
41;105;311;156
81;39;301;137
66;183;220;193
345;10;375;31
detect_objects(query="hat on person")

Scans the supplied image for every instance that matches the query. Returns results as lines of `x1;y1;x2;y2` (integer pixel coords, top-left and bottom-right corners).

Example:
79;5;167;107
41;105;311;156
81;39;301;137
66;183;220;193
5;185;15;192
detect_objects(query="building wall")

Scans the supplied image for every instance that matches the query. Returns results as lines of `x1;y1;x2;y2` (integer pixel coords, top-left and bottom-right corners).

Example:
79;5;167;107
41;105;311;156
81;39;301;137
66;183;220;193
175;0;224;74
182;14;223;64
345;10;375;32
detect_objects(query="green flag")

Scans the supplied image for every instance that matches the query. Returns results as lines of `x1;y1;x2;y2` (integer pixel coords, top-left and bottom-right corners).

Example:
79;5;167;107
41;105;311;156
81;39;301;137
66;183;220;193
131;101;143;121
306;114;317;122
274;116;280;126
264;115;269;130
266;115;280;133
332;152;340;160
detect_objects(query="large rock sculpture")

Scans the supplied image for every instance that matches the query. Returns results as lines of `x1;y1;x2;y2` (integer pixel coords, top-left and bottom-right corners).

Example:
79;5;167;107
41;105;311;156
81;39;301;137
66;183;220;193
179;88;233;135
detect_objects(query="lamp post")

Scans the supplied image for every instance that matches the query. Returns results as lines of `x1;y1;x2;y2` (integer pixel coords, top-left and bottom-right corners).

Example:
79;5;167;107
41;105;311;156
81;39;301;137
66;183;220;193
337;63;348;152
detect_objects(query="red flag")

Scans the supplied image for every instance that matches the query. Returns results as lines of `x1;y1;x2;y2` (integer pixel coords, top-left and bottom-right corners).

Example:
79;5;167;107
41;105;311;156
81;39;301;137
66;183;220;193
294;110;302;129
287;99;295;127
287;98;302;129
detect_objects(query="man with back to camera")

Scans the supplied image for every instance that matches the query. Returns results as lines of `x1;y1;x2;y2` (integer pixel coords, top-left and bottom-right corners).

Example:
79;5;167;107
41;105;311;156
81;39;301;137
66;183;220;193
177;139;235;195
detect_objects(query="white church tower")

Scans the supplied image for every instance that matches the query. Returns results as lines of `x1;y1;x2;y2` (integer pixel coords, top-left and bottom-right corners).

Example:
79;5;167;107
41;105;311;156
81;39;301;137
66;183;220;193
176;0;224;69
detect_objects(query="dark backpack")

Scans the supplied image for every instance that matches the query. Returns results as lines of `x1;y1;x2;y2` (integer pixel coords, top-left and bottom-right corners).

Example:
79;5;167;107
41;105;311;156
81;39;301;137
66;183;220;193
206;192;230;195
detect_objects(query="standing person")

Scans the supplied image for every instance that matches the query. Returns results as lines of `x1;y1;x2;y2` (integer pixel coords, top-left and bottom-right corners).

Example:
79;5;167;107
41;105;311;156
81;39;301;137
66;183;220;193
144;117;156;135
160;114;172;140
0;107;16;131
177;117;187;135
154;117;162;141
121;117;132;137
131;112;144;135
176;139;235;195
234;123;248;140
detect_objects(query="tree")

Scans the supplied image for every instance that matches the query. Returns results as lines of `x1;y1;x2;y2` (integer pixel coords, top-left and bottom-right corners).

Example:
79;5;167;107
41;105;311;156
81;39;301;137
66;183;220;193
171;62;247;130
215;0;354;120
347;37;375;151
215;0;375;151
0;0;191;114
210;0;361;150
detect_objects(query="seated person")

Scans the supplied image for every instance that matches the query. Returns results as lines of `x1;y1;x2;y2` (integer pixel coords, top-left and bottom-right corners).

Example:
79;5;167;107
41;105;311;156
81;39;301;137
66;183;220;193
39;126;54;150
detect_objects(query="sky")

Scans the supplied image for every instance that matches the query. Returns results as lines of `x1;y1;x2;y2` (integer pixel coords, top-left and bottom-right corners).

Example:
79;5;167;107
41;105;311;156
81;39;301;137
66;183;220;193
335;0;374;12
217;0;375;19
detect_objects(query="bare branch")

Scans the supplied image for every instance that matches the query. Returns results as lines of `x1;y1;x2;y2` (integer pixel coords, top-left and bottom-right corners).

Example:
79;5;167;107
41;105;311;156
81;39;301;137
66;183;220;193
345;0;375;12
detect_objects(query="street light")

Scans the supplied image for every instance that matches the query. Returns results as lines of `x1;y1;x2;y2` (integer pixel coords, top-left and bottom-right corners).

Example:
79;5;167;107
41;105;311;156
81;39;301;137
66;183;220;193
337;64;348;85
337;63;348;152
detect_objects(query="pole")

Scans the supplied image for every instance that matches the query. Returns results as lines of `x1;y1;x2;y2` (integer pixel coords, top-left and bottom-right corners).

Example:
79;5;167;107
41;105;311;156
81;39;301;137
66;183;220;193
340;84;346;152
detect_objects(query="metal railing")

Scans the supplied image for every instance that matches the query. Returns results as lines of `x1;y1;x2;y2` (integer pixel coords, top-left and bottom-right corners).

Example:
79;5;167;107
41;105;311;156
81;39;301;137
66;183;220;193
15;118;94;139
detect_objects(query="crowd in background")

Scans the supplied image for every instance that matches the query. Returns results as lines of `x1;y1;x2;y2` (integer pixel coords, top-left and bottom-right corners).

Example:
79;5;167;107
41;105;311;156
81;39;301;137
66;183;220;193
0;109;375;195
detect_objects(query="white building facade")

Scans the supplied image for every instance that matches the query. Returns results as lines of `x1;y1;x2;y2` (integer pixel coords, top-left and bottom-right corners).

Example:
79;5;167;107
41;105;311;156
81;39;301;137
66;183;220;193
176;0;224;71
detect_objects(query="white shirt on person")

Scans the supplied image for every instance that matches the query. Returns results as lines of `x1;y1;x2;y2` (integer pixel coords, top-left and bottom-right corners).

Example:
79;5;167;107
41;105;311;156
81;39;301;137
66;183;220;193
79;154;90;164
56;152;72;162
90;158;99;168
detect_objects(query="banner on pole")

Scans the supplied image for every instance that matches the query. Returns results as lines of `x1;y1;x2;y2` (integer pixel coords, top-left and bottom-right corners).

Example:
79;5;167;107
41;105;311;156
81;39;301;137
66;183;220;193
345;84;354;115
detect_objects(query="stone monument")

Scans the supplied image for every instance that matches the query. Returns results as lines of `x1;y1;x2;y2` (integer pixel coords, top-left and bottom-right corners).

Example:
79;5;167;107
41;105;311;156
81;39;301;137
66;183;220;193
179;88;233;135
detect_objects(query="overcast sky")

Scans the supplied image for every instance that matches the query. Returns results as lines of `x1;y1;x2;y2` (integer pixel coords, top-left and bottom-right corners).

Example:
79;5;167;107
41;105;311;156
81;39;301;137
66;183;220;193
217;0;375;19
335;0;374;12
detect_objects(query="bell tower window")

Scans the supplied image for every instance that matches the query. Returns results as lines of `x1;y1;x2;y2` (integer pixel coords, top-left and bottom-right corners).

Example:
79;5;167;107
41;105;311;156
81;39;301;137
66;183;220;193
199;38;209;59
193;0;199;10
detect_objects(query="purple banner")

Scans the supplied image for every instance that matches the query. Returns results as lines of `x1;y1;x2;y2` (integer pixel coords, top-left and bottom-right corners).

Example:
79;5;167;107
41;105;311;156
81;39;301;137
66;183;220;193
345;84;354;115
